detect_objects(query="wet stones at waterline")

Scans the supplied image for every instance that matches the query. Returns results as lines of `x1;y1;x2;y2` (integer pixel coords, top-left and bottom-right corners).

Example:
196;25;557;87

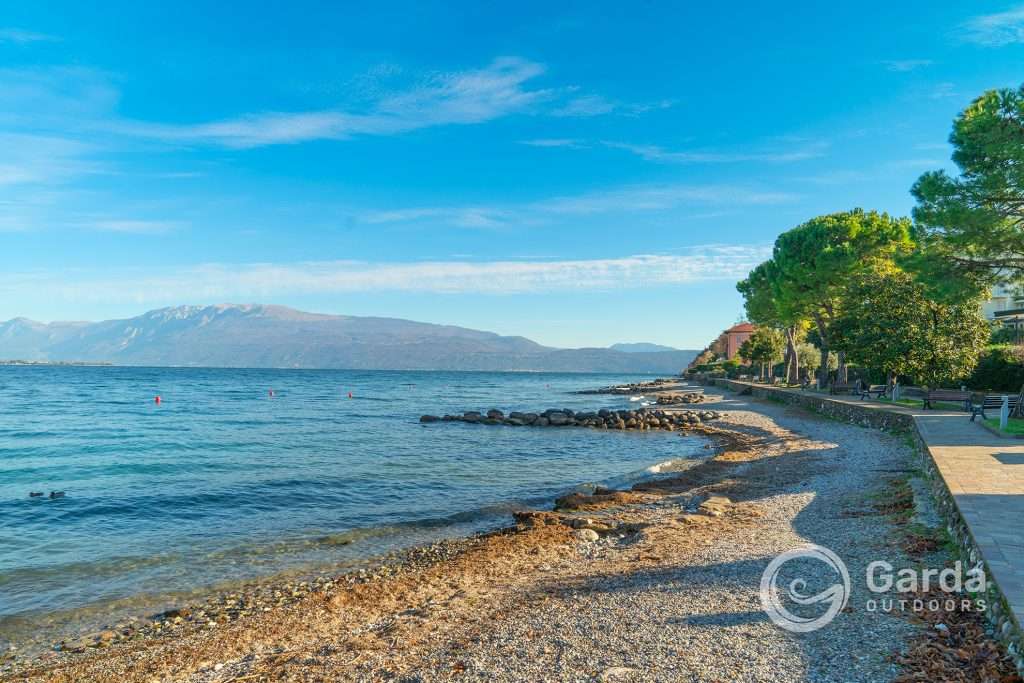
420;407;721;431
656;393;706;405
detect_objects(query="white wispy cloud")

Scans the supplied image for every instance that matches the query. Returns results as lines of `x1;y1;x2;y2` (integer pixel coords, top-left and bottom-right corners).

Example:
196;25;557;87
961;5;1024;46
551;94;674;118
0;28;58;44
113;57;553;148
532;184;797;214
551;94;618;117
929;82;958;99
603;140;828;164
359;183;799;227
796;158;949;186
3;59;671;153
0;246;772;306
880;59;933;72
0;66;121;129
0;133;101;186
360;206;509;228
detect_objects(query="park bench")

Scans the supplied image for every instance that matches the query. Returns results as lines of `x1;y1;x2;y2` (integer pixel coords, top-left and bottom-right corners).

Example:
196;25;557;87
858;384;888;400
829;382;856;396
970;394;1020;422
922;389;971;411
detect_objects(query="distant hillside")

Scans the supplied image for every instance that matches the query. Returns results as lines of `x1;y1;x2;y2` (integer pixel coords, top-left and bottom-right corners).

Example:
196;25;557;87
0;304;698;373
609;342;680;353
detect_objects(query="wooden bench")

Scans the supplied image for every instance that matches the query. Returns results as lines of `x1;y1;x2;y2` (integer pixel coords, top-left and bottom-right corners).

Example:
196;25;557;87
829;382;856;396
922;389;971;411
858;384;888;400
970;394;1020;421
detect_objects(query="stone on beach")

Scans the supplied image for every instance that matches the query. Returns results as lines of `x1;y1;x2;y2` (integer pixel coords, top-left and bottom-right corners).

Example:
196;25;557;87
697;495;732;517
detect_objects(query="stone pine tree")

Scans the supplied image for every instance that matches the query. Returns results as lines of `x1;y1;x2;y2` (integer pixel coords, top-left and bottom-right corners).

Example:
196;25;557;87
769;209;913;388
737;261;804;384
912;84;1024;288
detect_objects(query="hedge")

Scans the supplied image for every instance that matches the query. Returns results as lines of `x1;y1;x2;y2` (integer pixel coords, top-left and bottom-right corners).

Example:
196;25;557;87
967;345;1024;393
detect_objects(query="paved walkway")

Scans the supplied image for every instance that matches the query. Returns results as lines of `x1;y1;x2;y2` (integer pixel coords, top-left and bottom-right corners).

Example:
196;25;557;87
724;382;1024;625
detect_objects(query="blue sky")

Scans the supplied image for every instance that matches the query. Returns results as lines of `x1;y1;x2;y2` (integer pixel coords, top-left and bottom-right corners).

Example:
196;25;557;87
2;2;1023;348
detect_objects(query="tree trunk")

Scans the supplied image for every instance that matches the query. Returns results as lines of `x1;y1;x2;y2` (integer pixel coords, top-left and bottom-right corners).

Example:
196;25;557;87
837;350;848;384
812;311;830;389
785;326;799;384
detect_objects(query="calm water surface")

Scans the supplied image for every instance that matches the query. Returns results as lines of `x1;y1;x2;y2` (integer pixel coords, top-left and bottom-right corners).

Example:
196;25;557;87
0;367;706;645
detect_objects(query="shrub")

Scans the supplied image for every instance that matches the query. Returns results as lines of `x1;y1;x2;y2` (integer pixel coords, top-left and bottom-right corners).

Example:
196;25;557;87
968;345;1024;392
991;325;1022;345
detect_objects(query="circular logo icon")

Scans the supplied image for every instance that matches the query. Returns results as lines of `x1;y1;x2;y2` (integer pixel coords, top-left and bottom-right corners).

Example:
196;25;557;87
759;544;850;632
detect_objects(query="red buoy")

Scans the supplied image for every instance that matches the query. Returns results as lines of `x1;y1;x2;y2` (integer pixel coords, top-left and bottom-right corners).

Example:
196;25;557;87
154;395;162;405
268;389;274;398
347;391;353;399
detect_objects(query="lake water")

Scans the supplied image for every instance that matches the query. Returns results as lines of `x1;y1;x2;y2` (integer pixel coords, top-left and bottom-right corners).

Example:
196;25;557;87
0;367;706;648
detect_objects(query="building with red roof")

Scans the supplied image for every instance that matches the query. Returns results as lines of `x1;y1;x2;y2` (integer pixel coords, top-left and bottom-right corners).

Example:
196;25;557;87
723;322;756;360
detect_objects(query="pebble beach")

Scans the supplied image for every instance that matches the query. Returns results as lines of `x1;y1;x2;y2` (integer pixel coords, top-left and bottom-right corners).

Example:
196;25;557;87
4;383;1019;682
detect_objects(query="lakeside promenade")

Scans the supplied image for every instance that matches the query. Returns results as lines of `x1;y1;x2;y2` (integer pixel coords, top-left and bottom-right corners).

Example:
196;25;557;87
711;378;1024;645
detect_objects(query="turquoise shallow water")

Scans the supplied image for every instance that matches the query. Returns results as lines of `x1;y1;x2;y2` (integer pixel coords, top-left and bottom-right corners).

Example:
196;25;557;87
0;367;705;640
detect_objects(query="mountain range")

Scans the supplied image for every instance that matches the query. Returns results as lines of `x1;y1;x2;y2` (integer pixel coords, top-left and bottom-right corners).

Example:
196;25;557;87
0;304;697;373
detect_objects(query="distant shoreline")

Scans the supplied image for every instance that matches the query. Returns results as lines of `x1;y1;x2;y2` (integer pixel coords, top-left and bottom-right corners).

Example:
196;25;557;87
0;362;679;375
0;360;113;367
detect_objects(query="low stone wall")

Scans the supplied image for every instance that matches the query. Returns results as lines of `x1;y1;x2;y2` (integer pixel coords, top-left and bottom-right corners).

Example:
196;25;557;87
709;378;914;432
712;378;1024;674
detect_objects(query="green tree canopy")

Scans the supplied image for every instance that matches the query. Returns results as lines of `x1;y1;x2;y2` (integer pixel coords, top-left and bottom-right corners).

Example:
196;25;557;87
912;84;1024;284
832;269;989;388
736;261;783;326
738;327;785;379
737;261;809;384
767;209;913;383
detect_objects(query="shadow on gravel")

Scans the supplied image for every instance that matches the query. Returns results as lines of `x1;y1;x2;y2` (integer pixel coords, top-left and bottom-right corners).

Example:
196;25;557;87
533;558;774;596
532;398;916;681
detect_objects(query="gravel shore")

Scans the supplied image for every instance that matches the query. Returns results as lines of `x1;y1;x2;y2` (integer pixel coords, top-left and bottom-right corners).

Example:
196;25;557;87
5;390;986;682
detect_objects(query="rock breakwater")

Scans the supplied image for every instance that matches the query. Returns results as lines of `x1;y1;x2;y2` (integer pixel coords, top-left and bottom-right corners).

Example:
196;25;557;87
420;407;720;431
575;378;680;395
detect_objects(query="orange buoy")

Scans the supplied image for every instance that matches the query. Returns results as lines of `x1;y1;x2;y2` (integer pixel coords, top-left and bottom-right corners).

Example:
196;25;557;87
154;395;162;405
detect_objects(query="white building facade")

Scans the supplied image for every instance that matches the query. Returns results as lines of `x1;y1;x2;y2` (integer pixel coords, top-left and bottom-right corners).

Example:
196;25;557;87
983;284;1024;329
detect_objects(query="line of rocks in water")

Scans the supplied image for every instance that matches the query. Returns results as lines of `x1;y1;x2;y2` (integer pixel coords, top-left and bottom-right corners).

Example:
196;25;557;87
420;407;721;430
575;378;681;395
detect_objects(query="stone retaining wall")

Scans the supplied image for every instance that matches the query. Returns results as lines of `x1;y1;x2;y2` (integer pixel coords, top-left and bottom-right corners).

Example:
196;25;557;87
709;378;914;432
711;378;1024;674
